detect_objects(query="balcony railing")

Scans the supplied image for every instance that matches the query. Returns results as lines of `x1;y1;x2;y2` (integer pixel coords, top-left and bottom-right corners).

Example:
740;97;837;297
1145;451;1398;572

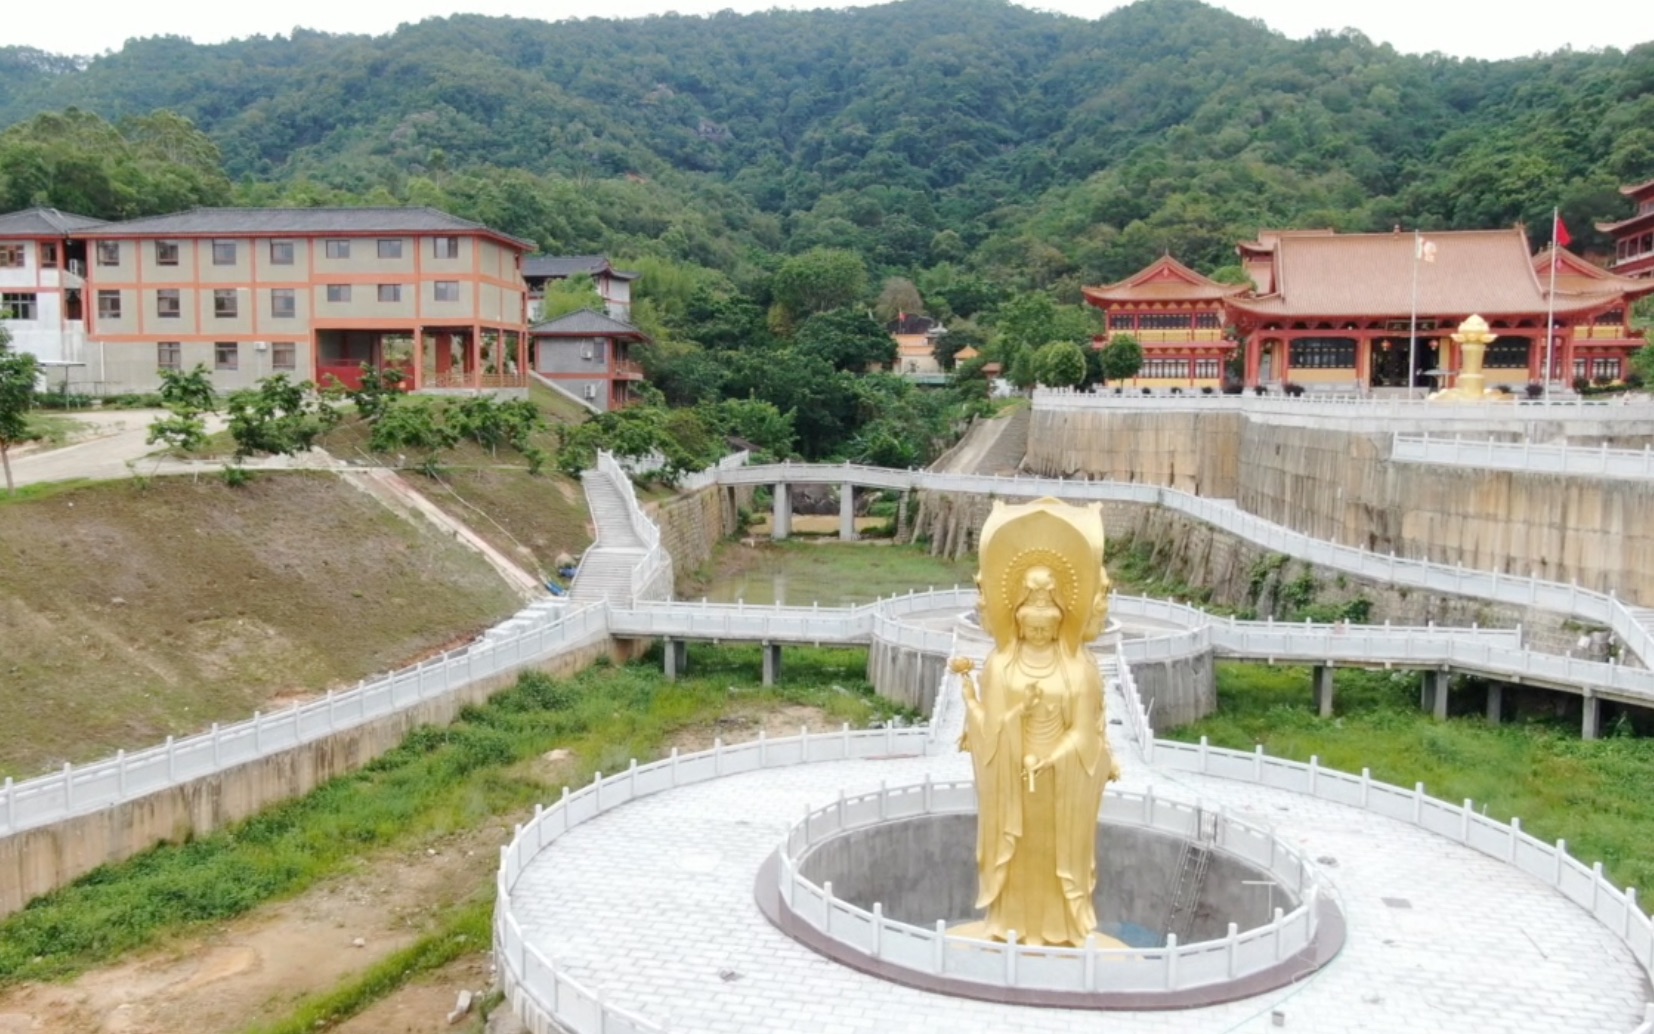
1580;325;1633;341
1107;329;1227;344
613;360;644;379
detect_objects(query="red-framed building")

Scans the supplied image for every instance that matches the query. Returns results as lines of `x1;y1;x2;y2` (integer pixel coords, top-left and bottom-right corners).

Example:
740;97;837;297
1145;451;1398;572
1080;256;1245;389
1597;178;1654;279
529;308;647;412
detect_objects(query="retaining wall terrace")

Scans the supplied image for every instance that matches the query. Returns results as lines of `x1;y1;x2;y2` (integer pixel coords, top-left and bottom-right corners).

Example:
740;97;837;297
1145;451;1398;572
1023;402;1654;603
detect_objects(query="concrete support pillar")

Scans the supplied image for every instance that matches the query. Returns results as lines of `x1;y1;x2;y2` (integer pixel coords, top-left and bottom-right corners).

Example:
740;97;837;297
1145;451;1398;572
1312;664;1335;718
1486;683;1504;727
663;638;687;682
895;489;912;541
1420;670;1449;721
762;642;782;687
1582;691;1600;741
772;483;791;541
839;483;856;541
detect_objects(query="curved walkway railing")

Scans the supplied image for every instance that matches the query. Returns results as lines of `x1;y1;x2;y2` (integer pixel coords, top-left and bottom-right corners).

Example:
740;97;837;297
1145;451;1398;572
1394;432;1654;481
714;461;1654;672
1111;659;1654;1032
1031;387;1654;424
776;779;1320;996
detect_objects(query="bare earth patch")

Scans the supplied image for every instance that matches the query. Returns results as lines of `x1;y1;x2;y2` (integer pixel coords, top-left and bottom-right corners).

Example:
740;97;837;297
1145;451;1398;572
0;827;506;1034
666;703;841;754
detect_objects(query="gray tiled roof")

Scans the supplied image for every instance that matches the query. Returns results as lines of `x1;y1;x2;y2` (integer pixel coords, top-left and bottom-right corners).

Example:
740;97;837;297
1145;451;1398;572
529;308;648;338
0;207;107;237
74;206;534;247
523;255;640;281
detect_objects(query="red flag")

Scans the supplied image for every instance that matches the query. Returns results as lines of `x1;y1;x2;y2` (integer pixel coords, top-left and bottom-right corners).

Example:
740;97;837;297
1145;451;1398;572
1555;215;1572;248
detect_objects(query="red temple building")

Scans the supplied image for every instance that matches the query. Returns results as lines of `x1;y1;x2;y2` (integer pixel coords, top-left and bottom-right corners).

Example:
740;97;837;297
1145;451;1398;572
1080;255;1246;390
1223;228;1647;391
1597;178;1654;279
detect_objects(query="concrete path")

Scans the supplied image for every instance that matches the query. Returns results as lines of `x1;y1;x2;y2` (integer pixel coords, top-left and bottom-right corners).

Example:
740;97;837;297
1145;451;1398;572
506;679;1649;1034
7;409;232;487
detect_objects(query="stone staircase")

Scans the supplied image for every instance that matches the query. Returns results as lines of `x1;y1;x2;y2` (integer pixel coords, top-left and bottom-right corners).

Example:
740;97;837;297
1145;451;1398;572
973;406;1030;475
571;471;649;605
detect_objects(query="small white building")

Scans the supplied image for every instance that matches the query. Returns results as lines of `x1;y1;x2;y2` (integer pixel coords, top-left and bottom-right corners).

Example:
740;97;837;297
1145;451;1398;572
521;255;638;323
0;207;105;374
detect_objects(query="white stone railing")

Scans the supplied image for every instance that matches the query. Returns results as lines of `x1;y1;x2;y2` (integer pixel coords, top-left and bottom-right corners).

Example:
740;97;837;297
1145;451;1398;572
595;450;671;601
713;463;1654;671
1114;650;1654;1023
1395;432;1654;481
676;449;751;492
495;724;933;1034
1032;386;1654;423
776;779;1320;996
0;604;611;838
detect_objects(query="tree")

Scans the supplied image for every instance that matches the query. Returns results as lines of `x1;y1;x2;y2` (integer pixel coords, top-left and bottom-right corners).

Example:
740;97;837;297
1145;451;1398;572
934;318;986;373
874;277;925;324
1097;335;1145;384
1033;341;1087;388
535;273;605;323
771;248;868;322
0;327;40;493
146;363;219;455
794;307;896;373
226;376;335;458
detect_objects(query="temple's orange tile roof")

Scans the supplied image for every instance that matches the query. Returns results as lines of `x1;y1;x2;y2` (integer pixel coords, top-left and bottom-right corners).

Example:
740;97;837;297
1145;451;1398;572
1228;228;1612;318
1082;255;1247;305
1533;245;1654;301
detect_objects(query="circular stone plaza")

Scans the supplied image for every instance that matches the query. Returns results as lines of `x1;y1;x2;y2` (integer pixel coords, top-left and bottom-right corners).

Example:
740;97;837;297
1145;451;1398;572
495;585;1654;1034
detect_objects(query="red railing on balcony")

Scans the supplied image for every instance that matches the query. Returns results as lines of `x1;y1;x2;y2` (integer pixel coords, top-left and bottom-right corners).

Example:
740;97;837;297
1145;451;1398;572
613;360;645;380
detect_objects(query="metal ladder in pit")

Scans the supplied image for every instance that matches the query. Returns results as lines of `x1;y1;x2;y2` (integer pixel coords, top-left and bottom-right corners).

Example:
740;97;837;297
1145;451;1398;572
1161;807;1218;941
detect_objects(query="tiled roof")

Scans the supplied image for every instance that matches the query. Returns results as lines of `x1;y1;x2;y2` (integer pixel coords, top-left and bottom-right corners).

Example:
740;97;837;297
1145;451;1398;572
74;207;534;248
1082;255;1247;305
1619;178;1654;199
1228;228;1612;318
522;255;641;282
1533;246;1654;300
529;308;648;338
0;207;107;236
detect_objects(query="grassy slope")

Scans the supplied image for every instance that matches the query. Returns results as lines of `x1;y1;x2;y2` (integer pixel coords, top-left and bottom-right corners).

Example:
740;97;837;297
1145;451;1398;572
1172;663;1654;891
0;645;893;988
0;472;520;778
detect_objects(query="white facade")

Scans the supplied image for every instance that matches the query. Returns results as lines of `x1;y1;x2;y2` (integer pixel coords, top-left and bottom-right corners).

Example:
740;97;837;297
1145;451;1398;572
0;239;84;366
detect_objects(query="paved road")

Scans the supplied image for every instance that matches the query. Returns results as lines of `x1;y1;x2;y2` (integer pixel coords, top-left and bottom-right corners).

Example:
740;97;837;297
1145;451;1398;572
8;409;235;488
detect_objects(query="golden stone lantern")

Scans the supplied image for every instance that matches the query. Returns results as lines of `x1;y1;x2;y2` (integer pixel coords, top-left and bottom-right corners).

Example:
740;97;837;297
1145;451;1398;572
1429;314;1514;403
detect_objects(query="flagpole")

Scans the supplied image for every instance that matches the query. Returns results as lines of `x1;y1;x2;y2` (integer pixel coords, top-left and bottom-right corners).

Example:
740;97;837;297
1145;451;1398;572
1544;207;1559;402
1409;229;1421;400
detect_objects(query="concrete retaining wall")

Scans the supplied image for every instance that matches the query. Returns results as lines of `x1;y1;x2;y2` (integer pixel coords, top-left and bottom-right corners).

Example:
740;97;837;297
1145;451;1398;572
0;638;616;919
652;484;753;593
1130;652;1217;729
867;639;950;715
1025;408;1654;605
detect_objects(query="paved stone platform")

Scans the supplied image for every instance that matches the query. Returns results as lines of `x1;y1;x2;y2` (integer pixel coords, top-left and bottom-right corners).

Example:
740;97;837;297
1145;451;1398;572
508;690;1650;1034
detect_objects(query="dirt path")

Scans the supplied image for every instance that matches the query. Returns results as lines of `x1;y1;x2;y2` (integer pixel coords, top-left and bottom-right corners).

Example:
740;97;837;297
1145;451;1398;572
0;826;506;1034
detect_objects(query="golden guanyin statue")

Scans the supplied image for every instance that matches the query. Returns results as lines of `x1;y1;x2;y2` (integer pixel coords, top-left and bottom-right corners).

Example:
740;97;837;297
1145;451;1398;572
951;498;1122;948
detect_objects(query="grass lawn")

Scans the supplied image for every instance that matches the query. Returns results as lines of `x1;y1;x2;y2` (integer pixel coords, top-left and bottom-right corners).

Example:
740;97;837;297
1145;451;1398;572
0;644;894;989
1171;663;1654;891
679;539;979;606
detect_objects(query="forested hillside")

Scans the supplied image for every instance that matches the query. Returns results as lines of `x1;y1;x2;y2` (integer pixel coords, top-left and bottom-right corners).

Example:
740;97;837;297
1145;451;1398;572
1;0;1651;463
2;0;1651;287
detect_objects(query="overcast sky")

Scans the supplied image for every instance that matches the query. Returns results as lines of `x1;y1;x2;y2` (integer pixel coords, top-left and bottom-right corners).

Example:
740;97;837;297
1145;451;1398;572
8;0;1651;61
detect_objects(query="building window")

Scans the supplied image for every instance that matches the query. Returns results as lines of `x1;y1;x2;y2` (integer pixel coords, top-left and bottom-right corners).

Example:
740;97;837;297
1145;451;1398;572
377;239;403;259
271;288;296;319
157;289;181;318
0;244;22;268
1592;357;1621;382
326;284;351;303
0;292;37;320
1288;337;1357;369
1483;337;1531;369
213;289;238;319
97;290;122;320
39;243;57;266
434;280;460;302
1138;313;1192;332
212;240;237;266
1139;358;1189;379
1194;358;1220;379
269;240;295;265
157;342;181;371
272;342;296;371
155;240;179;266
433;236;460;259
325;240;350;259
215;342;239;371
1193;312;1221;330
97;241;120;266
377;284;402;303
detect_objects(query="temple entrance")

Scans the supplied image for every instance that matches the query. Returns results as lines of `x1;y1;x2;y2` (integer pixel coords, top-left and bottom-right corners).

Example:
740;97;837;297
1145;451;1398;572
1368;338;1431;389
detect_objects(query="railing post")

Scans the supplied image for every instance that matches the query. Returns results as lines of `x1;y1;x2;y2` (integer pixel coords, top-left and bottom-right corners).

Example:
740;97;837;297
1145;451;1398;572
2;777;11;832
1165;932;1179;988
871;902;884;958
1461;799;1473;844
166;736;175;782
116;749;126;799
1412;781;1424;825
934;920;948;974
1084;934;1098;992
62;762;72;811
1555;839;1566;886
1005;930;1019;985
